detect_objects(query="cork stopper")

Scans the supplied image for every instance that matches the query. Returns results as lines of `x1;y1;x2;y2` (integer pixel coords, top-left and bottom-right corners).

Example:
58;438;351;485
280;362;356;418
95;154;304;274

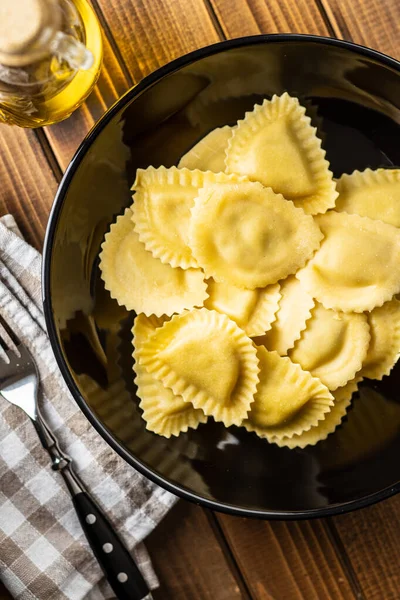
0;0;61;66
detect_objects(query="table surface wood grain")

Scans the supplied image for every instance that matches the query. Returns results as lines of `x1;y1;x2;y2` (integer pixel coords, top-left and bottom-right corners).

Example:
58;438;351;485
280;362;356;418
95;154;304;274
1;0;399;598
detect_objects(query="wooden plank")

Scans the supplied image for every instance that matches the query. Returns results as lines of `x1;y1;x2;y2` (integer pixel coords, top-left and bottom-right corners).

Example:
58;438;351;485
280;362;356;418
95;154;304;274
209;0;330;38
218;514;356;600
146;503;244;600
331;496;400;600
94;0;220;81
320;0;400;59
0;125;58;249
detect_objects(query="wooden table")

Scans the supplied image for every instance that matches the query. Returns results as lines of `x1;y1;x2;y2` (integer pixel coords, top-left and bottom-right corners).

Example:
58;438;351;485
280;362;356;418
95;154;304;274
1;0;400;598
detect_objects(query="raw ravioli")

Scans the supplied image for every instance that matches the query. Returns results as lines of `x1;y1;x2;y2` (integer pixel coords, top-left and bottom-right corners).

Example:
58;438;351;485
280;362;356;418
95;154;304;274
272;377;361;449
205;279;281;336
289;303;369;390
297;211;400;312
99;208;208;315
189;181;323;289
336;168;400;227
243;347;333;440
361;299;400;380
139;308;259;427
178;126;233;172
225;92;337;214
133;314;207;437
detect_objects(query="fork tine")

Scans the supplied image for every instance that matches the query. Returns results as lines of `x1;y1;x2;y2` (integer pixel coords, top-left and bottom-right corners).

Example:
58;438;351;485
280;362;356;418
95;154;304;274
0;314;21;356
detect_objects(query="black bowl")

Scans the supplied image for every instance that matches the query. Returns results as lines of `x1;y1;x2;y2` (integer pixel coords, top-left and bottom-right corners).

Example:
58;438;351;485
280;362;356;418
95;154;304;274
43;34;400;519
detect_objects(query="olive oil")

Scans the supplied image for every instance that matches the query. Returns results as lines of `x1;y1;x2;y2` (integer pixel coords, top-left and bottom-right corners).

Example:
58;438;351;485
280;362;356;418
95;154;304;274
0;0;103;127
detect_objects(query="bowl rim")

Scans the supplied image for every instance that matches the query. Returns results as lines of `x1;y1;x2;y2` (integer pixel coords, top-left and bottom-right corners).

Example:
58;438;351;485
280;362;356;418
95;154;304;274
43;33;400;520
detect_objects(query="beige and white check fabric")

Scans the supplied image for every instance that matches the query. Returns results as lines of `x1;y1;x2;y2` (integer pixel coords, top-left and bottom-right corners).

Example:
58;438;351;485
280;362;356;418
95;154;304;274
0;216;177;599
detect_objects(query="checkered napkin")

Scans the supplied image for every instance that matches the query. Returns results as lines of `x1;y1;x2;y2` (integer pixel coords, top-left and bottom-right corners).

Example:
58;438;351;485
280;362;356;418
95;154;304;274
0;215;177;599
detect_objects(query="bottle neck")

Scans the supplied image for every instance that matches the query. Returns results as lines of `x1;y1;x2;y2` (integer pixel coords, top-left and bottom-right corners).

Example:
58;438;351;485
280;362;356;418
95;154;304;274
0;0;62;67
0;0;94;71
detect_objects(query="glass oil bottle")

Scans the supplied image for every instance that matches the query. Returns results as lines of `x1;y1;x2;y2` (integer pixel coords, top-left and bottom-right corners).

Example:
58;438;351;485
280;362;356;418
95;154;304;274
0;0;103;127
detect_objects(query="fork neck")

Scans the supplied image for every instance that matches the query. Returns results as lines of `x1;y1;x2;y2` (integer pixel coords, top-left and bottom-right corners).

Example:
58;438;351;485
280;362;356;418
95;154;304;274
32;409;84;495
32;408;68;465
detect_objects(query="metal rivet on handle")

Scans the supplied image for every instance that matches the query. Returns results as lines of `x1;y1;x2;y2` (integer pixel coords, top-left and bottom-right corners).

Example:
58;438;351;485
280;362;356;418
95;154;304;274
117;572;128;583
85;514;96;525
102;543;113;553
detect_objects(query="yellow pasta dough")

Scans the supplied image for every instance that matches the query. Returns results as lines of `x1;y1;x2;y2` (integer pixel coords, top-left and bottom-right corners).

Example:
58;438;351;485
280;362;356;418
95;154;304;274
272;377;361;449
289;303;370;390
253;276;314;355
132;166;245;269
178;126;233;172
138;308;259;427
336;168;400;227
361;298;400;380
225;92;338;214
243;347;333;440
99;208;208;315
205;279;281;337
133;314;207;437
133;314;168;355
189;181;323;289
296;211;400;313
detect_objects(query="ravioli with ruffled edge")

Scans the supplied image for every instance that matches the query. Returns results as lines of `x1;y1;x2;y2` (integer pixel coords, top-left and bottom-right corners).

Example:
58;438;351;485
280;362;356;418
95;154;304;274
243;346;333;440
205;279;281;337
133;314;207;437
138;308;259;427
189;181;323;289
99;208;208;316
289;302;370;390
178;126;233;173
336;168;400;227
225;92;338;214
361;298;400;380
296;211;400;313
271;377;362;449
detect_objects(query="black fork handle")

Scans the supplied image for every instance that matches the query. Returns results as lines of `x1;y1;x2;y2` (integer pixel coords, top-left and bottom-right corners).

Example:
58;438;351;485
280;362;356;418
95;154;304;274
32;410;152;600
72;490;152;600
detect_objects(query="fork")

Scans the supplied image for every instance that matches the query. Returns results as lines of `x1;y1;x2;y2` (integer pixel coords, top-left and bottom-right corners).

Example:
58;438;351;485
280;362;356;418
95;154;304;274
0;315;153;600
